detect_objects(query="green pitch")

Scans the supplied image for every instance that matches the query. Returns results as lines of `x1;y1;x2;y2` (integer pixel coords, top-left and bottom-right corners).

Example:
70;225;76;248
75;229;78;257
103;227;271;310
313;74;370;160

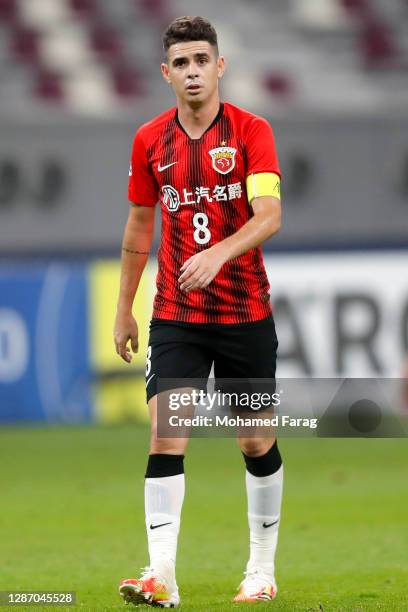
1;426;407;611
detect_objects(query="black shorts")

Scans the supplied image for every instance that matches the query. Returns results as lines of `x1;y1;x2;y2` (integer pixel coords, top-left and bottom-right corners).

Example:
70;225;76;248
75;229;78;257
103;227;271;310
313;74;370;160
145;315;278;403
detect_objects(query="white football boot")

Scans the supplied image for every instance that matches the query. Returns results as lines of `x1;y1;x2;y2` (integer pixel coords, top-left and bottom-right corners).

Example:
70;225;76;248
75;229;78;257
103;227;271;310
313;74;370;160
234;568;277;602
119;565;180;608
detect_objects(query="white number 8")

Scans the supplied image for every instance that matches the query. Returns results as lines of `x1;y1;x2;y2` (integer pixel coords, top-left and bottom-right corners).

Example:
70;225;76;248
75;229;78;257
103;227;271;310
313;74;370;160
193;212;211;245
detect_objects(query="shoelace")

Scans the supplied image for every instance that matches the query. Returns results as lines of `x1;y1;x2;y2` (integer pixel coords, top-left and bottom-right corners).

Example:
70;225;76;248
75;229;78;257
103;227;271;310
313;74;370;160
239;569;271;594
140;566;157;580
140;566;168;586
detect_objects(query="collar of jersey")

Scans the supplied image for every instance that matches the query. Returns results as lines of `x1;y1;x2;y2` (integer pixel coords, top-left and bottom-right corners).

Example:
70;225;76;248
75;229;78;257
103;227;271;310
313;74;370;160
175;102;224;141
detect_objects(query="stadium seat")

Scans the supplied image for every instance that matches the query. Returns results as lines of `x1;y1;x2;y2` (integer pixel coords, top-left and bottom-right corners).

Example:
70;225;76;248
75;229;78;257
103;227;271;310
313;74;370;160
137;0;170;23
112;62;145;98
41;25;93;72
263;72;293;100
0;0;18;23
291;0;350;30
64;66;116;114
90;24;122;60
339;0;372;17
360;20;400;67
33;68;64;102
10;25;40;63
18;0;69;29
69;0;97;20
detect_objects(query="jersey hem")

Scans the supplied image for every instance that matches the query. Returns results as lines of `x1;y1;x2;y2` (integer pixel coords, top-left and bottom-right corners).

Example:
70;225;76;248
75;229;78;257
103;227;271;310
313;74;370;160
151;304;273;325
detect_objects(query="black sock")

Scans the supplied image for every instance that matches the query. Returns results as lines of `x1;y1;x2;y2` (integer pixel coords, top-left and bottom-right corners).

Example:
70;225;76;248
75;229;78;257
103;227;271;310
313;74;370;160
145;453;185;478
242;441;282;477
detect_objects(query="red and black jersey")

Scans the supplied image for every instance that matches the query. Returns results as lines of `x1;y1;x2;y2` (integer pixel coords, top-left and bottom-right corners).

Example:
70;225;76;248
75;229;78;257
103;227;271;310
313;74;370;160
128;101;280;324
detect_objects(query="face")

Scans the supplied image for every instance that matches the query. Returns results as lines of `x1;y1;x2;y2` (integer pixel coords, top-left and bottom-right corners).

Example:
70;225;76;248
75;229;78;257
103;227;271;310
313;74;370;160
161;40;225;105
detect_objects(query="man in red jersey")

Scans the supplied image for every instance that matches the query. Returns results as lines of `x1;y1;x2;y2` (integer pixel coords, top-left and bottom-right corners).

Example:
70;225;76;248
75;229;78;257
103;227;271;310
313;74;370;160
115;16;283;607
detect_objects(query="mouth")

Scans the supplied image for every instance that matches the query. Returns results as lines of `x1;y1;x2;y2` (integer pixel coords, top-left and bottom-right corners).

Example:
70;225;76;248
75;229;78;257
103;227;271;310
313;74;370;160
186;84;202;91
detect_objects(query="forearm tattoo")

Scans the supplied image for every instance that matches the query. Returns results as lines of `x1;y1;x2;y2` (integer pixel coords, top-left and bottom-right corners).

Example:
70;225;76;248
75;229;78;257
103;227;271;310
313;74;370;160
122;247;150;255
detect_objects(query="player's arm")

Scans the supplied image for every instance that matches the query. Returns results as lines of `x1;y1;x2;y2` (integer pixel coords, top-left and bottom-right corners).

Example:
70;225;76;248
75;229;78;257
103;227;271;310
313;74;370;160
178;196;280;292
214;194;281;261
114;204;155;362
179;173;281;293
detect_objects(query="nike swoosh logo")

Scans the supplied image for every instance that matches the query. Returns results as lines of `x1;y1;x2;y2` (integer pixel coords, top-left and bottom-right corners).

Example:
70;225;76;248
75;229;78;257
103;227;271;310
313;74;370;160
146;373;155;388
262;519;279;528
158;162;178;172
150;522;172;530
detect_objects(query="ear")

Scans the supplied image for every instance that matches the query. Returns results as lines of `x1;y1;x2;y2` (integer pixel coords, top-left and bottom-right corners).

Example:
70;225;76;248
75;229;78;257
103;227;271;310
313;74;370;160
161;62;171;84
217;55;226;79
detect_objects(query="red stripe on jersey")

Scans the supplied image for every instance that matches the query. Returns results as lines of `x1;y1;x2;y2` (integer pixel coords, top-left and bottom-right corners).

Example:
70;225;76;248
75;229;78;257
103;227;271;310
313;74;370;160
129;102;280;324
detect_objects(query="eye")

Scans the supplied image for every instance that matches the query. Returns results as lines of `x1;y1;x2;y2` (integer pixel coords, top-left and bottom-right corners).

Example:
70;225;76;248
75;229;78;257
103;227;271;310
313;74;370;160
175;59;186;67
198;57;208;64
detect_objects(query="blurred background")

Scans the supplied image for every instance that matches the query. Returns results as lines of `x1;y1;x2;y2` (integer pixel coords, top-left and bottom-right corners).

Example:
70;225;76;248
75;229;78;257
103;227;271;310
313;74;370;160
1;0;408;424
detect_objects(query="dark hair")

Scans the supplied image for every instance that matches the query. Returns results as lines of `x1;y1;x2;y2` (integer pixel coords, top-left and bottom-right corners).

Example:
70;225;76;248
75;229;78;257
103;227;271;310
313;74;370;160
163;16;218;54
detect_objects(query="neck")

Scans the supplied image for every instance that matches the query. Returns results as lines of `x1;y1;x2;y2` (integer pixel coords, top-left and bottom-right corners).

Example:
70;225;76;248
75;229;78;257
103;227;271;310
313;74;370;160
177;93;221;139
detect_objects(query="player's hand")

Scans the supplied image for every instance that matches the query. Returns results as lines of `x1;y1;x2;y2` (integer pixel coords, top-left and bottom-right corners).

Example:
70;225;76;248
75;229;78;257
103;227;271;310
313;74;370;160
113;310;139;363
178;244;229;293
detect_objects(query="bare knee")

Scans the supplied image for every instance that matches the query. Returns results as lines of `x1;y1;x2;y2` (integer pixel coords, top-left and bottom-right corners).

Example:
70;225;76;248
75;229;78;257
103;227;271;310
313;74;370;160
148;393;190;455
149;437;187;455
149;423;187;454
237;437;275;457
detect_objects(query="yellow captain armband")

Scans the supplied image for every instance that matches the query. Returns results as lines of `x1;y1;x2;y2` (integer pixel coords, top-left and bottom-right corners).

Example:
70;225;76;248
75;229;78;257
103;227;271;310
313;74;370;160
246;172;281;203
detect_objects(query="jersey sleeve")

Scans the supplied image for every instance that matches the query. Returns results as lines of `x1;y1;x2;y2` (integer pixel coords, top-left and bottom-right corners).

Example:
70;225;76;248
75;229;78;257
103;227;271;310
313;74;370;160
245;116;281;178
128;129;159;206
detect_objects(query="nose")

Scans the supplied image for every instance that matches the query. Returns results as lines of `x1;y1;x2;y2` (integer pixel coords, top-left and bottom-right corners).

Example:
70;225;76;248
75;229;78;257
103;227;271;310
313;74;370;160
188;64;199;79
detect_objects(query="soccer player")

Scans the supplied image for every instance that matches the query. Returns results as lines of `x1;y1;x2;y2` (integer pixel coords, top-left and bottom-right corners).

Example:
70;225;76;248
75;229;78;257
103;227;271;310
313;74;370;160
115;16;283;607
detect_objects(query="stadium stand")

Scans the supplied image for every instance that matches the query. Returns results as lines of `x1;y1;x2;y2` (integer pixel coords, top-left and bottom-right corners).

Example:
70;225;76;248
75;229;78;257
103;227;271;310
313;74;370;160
0;0;407;117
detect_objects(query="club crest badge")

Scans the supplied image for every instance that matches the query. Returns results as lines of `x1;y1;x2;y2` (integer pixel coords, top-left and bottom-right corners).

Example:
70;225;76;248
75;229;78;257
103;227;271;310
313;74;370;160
209;146;237;175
